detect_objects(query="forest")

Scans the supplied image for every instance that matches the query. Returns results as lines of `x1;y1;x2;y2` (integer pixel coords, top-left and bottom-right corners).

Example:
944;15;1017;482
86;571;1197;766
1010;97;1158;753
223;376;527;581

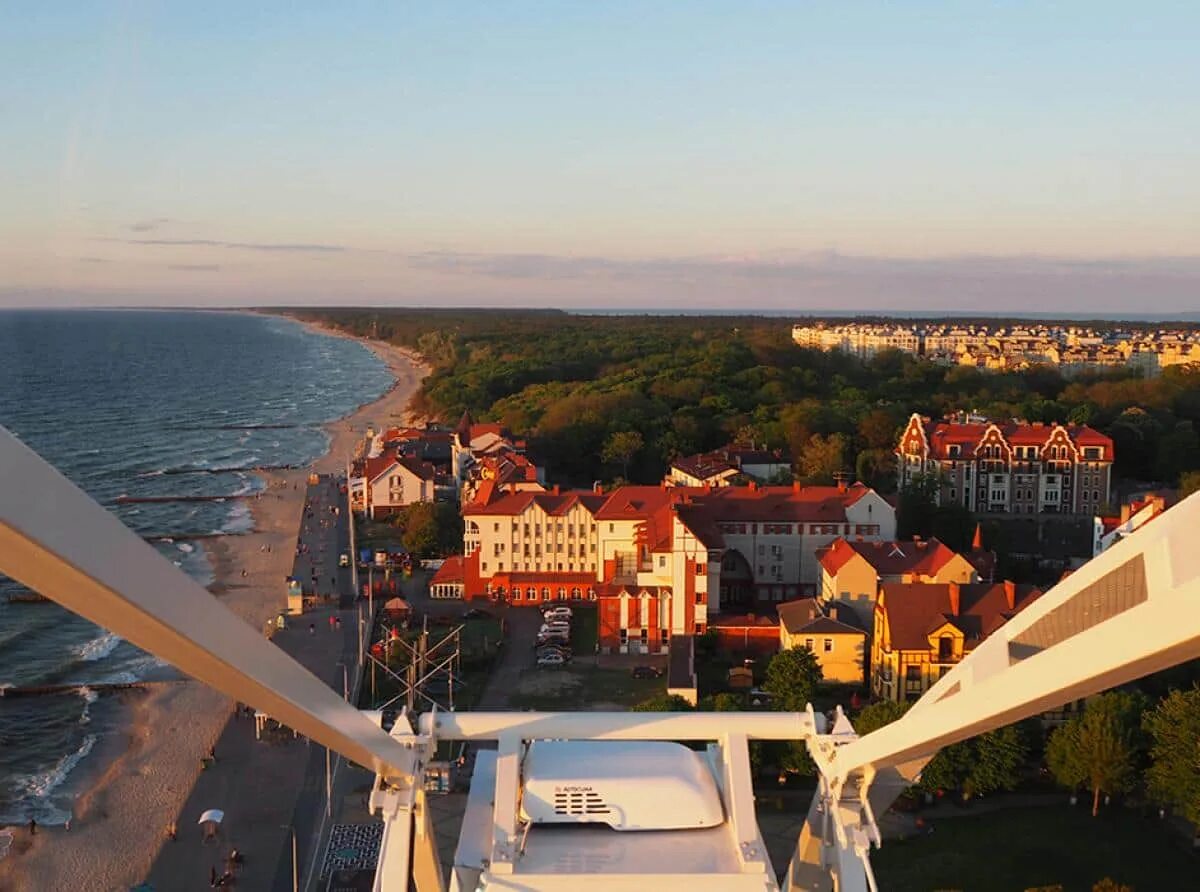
289;309;1200;498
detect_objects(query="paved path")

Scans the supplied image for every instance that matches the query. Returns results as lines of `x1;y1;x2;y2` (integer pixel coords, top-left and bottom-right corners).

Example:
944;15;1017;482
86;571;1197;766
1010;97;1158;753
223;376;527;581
475;607;541;710
291;475;352;604
144;475;360;892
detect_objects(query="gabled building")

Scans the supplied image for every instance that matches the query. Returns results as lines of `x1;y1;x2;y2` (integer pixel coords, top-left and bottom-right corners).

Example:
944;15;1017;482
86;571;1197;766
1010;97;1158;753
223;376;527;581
456;480;896;655
871;580;1042;702
666;454;740;488
1093;491;1173;557
451;411;544;501
896;413;1115;516
350;453;440;518
815;536;979;613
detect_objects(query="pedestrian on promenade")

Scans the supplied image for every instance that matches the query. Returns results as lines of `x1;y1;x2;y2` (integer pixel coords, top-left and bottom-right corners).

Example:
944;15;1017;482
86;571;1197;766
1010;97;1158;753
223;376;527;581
309;623;315;636
210;865;218;886
28;818;36;836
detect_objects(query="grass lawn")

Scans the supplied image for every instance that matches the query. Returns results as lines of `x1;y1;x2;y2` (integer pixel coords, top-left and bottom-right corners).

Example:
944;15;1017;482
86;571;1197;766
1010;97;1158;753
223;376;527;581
872;805;1197;892
507;666;664;710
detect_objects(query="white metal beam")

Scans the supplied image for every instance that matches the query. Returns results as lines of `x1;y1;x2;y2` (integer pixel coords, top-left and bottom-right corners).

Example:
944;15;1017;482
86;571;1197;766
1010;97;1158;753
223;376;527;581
0;425;417;783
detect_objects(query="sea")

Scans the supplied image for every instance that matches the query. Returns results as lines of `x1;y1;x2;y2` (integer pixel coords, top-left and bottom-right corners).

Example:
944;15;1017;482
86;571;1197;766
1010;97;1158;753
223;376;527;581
0;310;394;825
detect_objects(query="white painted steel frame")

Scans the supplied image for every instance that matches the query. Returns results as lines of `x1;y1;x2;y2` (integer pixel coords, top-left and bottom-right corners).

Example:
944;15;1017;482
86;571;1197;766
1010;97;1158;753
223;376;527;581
0;427;418;783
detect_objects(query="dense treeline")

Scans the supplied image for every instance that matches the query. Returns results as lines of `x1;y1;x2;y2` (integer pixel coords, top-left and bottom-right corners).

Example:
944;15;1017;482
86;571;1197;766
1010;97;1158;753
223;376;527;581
288;309;1200;493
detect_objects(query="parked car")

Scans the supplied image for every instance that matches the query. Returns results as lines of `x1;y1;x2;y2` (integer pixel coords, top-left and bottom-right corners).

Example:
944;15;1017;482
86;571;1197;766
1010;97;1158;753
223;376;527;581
462;607;491;620
536;652;566;668
539;622;570;635
537;647;572;663
543;606;573;619
631;665;662;679
536;632;569;647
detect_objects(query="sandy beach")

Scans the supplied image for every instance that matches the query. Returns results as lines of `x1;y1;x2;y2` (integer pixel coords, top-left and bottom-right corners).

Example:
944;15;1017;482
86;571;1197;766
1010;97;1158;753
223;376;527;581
0;317;429;892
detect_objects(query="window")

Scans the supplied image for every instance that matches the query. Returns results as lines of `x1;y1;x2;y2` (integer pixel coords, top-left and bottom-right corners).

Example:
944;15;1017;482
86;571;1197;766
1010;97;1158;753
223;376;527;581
695;591;705;604
557;587;566;600
493;522;499;532
571;587;581;600
823;638;834;653
695;563;705;575
662;629;670;646
658;555;666;568
905;665;921;681
609;523;614;533
694;623;705;635
804;637;814;650
619;629;628;645
541;587;550;601
512;587;522;600
482;562;488;571
640;628;648;644
938;636;953;662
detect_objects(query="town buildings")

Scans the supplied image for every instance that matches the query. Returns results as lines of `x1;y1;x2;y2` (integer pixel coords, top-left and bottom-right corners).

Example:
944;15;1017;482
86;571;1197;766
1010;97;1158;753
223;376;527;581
665;445;792;488
452;411;545;502
777;598;866;685
896;413;1115;515
349;424;456;518
815;535;984;615
792;321;1200;377
454;480;895;654
871;580;1043;702
1093;491;1173;557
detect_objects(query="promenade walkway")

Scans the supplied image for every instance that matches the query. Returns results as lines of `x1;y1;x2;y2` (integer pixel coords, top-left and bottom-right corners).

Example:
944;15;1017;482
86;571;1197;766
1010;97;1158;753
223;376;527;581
145;475;360;891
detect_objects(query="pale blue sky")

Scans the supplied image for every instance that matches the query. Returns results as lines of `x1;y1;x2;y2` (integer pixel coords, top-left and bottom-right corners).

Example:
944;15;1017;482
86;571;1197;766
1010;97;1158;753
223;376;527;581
2;2;1198;311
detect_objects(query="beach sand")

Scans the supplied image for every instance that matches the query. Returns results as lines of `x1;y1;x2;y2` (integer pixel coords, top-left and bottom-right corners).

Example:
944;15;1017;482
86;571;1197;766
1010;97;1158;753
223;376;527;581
0;318;429;892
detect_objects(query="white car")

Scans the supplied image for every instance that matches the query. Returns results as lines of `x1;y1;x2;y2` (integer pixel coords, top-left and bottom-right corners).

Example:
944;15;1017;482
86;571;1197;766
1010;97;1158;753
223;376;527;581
543;606;573;620
540;625;570;638
536;652;566;667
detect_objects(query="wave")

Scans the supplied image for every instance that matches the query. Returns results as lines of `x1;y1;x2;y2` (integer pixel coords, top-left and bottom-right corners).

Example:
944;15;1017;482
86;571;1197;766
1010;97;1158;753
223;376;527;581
136;469;166;478
74;632;120;663
78;686;98;724
176;542;195;554
16;733;97;817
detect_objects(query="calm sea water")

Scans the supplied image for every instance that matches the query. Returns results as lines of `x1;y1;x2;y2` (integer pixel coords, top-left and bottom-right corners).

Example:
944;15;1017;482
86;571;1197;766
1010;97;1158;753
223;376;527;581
0;310;394;824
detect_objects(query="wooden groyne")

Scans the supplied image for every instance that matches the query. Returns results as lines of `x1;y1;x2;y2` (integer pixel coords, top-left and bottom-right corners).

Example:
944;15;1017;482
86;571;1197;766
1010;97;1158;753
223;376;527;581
0;680;186;699
115;494;255;505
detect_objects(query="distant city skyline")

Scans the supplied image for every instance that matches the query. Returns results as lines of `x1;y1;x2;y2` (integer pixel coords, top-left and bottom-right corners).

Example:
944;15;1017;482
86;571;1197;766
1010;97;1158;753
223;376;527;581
3;3;1198;311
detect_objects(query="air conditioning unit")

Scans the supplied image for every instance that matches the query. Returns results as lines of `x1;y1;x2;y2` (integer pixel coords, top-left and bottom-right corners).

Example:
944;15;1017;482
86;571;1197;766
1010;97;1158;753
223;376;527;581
520;740;724;831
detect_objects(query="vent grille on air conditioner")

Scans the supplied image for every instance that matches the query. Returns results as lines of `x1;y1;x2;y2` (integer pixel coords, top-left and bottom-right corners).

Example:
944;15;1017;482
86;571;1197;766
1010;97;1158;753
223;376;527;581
553;790;611;817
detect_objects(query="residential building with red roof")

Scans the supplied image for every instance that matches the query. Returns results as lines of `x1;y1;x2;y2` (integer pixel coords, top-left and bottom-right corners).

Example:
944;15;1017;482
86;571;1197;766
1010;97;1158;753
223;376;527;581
778;598;867;685
896;412;1115;515
665;445;792;488
453;479;895;655
349;453;441;519
816;536;980;616
871;580;1042;702
451;410;543;502
1092;490;1174;558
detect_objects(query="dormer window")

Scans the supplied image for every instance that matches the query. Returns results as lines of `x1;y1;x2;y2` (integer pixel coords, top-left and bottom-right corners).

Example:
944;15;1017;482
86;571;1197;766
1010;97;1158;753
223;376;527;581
948;445;961;458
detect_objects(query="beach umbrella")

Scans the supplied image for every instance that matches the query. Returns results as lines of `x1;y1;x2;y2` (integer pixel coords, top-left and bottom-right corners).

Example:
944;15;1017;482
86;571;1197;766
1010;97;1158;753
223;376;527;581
198;808;224;841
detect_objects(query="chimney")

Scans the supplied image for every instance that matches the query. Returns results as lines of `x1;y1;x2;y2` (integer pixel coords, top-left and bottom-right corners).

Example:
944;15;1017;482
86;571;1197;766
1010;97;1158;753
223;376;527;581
948;582;961;616
1004;579;1016;611
552;484;560;495
748;480;757;492
1120;503;1132;523
837;478;847;494
594;481;603;494
972;523;983;551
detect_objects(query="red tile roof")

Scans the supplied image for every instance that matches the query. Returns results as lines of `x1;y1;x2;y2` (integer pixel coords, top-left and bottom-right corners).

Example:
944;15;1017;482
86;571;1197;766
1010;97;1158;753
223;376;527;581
429;556;465;586
904;416;1114;461
670;454;737;481
879;581;1042;652
817;537;960;577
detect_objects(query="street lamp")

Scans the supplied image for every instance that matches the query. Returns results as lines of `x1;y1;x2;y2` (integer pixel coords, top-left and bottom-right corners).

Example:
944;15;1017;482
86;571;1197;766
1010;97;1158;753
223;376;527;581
336;661;348;701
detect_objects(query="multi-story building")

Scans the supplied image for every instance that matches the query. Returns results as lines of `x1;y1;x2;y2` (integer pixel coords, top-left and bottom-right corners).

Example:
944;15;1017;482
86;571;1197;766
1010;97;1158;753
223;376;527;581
1093;492;1173;557
896;413;1115;515
451;411;543;499
349;453;441;518
455;481;896;654
815;536;982;616
871;580;1042;702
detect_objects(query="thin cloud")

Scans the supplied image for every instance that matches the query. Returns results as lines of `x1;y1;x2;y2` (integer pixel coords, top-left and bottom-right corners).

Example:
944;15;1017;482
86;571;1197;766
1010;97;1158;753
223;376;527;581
128;217;173;233
77;256;109;264
168;263;221;272
128;238;345;253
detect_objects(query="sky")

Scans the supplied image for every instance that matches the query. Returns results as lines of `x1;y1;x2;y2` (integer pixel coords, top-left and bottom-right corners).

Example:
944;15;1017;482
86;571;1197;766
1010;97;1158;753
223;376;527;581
2;2;1198;313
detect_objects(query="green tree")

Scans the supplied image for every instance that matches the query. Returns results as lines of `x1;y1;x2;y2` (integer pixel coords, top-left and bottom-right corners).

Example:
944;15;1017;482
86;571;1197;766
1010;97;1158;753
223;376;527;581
798;433;847;484
1180;469;1200;498
1046;692;1145;816
853;700;911;735
395;502;439;557
763;646;823;712
969;724;1030;795
897;472;940;539
632;693;694;712
712;692;743;711
1143;686;1200;824
601;430;644;479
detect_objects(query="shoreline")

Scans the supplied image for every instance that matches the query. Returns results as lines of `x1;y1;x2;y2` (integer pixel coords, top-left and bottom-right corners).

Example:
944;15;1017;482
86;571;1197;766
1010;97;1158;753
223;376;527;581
0;314;430;891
